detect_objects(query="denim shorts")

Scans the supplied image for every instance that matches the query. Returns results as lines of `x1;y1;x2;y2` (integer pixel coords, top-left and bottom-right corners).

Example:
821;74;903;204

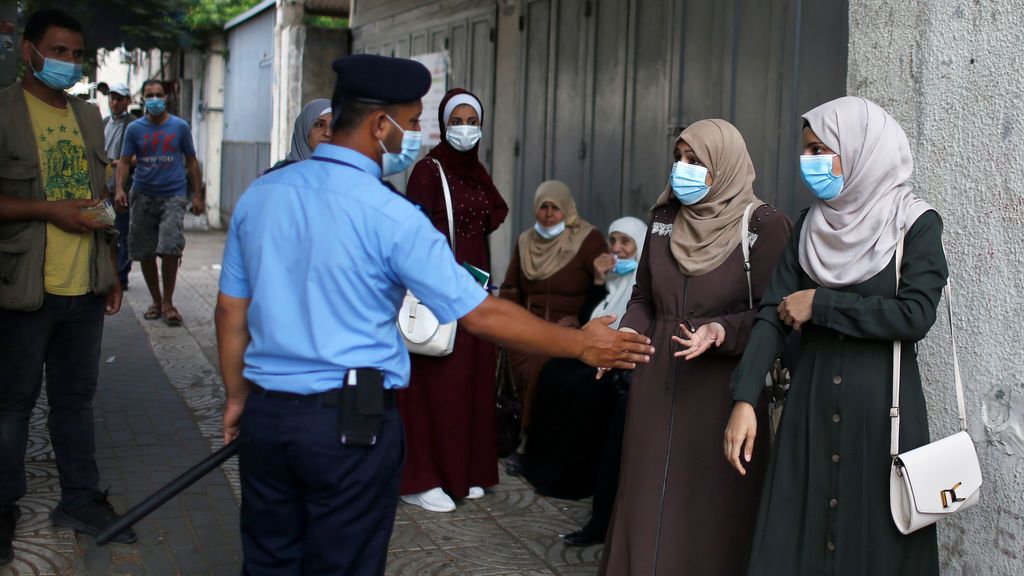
128;192;187;260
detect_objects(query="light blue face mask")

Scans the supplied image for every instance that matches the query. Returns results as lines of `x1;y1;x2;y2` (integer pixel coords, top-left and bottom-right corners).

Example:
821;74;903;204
613;256;638;275
144;97;166;116
30;45;82;91
534;221;565;240
669;161;711;205
380;115;423;176
799;154;844;201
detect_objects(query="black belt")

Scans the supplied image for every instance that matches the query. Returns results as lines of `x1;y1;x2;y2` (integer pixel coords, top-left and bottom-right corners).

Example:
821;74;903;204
250;383;396;408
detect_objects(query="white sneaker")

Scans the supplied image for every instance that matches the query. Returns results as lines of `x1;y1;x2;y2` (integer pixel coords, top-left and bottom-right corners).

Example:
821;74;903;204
401;487;456;512
466;486;485;500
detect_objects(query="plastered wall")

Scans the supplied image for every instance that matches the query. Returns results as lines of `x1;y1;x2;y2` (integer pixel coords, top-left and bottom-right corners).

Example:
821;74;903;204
848;1;1024;572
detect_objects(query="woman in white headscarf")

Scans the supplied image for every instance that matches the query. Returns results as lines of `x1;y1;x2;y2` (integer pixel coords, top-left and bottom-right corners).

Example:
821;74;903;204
521;217;647;507
725;96;947;575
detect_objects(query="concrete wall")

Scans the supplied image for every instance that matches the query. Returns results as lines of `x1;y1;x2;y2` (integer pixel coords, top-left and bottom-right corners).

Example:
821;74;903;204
271;0;305;163
301;26;349;105
198;37;227;229
848;1;1024;573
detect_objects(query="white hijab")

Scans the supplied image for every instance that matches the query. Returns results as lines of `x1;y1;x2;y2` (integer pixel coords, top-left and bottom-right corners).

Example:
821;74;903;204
591;217;648;329
799;97;934;288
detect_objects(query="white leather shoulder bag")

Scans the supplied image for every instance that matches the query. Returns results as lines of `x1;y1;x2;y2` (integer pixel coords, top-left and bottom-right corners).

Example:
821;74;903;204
397;159;458;357
889;230;982;534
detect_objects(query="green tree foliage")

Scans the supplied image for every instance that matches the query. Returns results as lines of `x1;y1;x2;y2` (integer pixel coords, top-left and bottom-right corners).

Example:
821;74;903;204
22;0;265;49
185;0;264;34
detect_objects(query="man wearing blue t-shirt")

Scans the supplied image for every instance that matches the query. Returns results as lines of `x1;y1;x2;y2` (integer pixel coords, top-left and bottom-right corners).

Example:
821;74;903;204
114;79;204;326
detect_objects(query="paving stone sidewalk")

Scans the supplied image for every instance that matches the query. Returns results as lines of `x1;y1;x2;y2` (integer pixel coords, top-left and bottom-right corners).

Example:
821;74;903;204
6;231;603;575
2;283;241;575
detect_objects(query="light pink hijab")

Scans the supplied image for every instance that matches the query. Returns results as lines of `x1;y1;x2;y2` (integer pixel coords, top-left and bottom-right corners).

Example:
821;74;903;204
799;97;934;288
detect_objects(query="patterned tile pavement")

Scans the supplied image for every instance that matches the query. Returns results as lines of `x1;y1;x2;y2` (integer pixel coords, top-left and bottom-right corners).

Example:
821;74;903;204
4;231;604;575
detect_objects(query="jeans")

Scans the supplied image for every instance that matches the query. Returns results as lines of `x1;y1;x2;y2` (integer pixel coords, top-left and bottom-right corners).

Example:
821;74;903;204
0;294;105;507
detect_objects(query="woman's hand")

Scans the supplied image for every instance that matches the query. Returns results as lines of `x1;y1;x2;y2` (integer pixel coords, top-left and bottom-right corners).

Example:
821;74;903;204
777;289;816;330
596;327;639;379
672;322;724;360
724;402;757;476
593;253;616;286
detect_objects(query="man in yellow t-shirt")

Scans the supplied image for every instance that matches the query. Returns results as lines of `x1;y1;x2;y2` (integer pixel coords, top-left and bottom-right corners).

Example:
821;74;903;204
24;88;94;296
0;9;134;564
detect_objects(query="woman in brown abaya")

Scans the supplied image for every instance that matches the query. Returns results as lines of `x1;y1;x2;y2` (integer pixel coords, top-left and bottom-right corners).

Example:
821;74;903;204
599;119;791;575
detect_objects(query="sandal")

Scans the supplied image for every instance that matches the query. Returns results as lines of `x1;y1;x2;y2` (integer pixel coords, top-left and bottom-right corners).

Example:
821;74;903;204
144;305;161;320
162;306;183;327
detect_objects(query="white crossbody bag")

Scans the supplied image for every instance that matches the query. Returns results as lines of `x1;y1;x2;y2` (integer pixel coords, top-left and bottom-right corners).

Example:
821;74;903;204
889;230;982;534
397;159;458;357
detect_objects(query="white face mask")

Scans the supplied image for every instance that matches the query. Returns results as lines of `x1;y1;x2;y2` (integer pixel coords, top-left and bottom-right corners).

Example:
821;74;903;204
446;125;482;152
534;221;565;240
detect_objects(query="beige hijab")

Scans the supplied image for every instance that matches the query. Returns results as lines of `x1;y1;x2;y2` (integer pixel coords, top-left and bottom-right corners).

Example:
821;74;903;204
653;119;762;276
517;180;597;281
799;97;934;288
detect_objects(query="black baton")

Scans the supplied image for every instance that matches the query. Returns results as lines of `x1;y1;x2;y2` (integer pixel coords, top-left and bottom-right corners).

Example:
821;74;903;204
96;442;240;545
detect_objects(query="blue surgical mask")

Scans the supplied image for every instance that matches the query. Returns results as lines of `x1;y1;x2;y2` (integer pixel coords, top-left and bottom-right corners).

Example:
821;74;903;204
670;161;711;205
534;221;565;239
30;45;82;91
380;115;423;176
799;154;844;201
144;97;166;116
613;256;638;275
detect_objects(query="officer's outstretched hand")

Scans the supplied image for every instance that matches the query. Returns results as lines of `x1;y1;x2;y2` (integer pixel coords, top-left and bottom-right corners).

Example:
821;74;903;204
579;315;654;370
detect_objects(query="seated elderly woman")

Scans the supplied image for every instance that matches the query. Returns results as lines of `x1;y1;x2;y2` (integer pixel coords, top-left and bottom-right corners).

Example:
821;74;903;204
499;181;607;472
521;216;647;545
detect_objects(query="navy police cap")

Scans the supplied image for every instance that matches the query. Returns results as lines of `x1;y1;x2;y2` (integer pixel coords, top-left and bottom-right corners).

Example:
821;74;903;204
331;54;432;104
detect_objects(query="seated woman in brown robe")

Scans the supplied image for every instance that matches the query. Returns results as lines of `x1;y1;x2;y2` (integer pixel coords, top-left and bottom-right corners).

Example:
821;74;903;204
499;180;606;473
725;96;946;576
599;119;792;576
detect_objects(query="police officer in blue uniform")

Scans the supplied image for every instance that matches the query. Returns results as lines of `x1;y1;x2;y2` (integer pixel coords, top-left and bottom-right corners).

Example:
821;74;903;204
215;54;655;575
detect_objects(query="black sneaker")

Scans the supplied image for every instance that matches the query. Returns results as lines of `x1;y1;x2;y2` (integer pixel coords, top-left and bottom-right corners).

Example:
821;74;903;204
1;505;20;565
50;492;137;544
560;526;603;547
504;452;524;477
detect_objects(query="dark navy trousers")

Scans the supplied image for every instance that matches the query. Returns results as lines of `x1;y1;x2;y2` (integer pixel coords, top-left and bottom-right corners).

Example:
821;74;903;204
238;389;404;576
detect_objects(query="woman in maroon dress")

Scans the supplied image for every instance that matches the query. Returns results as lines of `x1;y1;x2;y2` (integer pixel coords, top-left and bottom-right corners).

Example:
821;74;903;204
398;89;509;513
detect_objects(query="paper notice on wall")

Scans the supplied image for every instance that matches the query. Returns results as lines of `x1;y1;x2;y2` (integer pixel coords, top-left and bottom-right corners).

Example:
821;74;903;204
411;52;449;147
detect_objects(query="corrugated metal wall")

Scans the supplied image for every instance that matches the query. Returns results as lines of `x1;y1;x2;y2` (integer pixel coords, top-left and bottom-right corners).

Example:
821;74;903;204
222;6;276;218
350;0;848;233
514;0;849;233
351;1;498;193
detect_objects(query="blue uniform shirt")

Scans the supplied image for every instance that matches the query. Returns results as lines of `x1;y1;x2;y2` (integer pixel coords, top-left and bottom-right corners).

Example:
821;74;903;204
218;143;488;393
